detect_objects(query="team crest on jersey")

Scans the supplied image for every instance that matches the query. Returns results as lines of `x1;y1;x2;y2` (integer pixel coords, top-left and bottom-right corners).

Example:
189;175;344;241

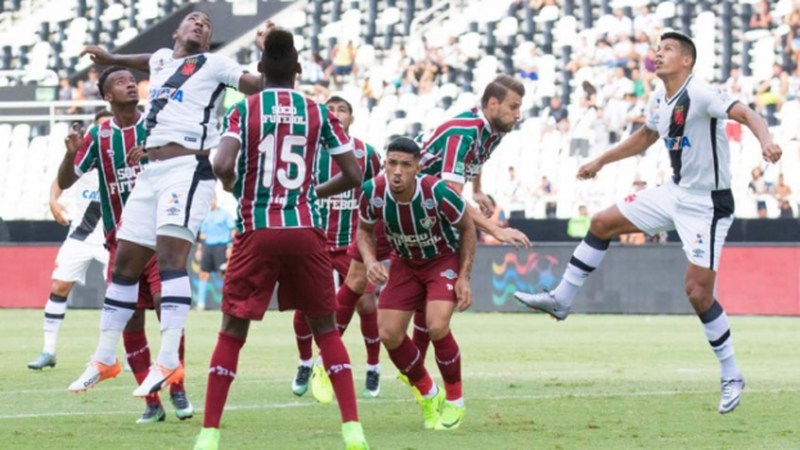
182;58;198;76
424;199;435;210
420;215;437;229
168;193;181;205
672;105;686;126
99;129;111;138
624;194;637;203
371;197;384;208
440;269;458;280
354;149;364;158
154;58;165;73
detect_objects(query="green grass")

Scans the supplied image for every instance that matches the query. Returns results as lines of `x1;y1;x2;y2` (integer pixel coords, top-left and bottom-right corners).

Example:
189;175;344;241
1;310;798;449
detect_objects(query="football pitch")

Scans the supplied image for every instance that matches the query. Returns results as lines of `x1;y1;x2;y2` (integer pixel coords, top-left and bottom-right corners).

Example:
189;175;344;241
1;309;797;449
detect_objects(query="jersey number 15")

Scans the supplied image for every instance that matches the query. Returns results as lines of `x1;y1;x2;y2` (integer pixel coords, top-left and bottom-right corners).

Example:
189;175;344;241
258;134;307;190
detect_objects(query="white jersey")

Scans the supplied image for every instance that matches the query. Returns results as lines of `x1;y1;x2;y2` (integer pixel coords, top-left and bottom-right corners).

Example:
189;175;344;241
64;170;104;246
145;48;245;150
645;76;738;191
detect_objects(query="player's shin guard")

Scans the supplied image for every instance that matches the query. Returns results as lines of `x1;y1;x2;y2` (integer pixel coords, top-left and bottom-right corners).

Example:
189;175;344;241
699;299;739;379
360;311;380;365
96;274;139;365
43;293;68;355
315;330;359;422
412;311;430;360
158;270;191;369
123;329;161;407
293;311;314;361
553;232;610;305
432;331;462;403
335;284;360;335
203;332;245;428
387;335;434;396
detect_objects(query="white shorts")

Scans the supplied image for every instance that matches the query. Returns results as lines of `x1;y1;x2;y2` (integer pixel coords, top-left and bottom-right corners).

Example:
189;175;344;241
51;237;109;285
616;182;735;271
117;154;216;249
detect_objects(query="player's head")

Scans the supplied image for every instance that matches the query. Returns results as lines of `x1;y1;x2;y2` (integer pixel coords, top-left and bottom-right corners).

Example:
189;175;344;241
98;66;138;105
94;110;113;125
258;28;300;88
326;96;354;131
384;137;421;195
174;11;212;52
481;75;524;133
656;31;696;77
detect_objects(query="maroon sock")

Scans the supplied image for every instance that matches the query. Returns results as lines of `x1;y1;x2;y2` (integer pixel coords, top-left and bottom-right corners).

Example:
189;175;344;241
387;335;434;395
203;332;245;428
123;330;161;407
335;284;360;335
293;310;314;361
315;330;359;423
359;310;380;365
432;331;462;401
412;310;430;361
169;331;186;395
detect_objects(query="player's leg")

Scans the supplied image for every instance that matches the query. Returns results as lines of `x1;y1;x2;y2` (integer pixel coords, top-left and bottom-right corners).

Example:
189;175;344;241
123;307;164;424
411;309;430;359
291;310;314;396
426;300;463;430
337;258;368;329
29;279;73;370
355;291;381;398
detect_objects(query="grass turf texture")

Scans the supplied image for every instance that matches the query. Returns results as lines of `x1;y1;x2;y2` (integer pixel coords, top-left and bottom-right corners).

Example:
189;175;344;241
1;310;797;449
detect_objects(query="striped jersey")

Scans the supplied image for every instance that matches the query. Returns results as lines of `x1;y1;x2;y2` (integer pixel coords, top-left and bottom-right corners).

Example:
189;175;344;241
645;75;737;190
315;137;381;250
418;108;504;184
222;88;353;233
145;48;244;150
359;174;466;260
74;116;147;244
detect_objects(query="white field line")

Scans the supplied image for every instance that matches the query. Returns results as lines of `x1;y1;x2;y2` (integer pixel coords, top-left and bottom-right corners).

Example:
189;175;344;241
1;387;798;420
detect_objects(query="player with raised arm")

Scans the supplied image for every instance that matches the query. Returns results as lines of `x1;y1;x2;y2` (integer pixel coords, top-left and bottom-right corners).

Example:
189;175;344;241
515;32;782;414
194;29;368;450
291;95;383;402
68;11;266;397
358;137;477;431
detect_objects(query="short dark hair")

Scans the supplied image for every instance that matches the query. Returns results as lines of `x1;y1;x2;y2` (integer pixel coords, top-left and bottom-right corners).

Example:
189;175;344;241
97;66;130;98
94;110;113;122
660;31;697;68
386;137;420;158
326;95;353;114
261;28;298;86
481;75;525;108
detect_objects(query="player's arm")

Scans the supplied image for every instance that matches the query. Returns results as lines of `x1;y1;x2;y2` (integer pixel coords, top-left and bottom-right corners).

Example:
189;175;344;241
356;185;388;285
470;172;494;217
316;150;362;198
48;179;69;226
727;102;782;163
214;137;240;192
56;128;84;190
577;126;659;179
80;46;150;72
453;211;476;311
446;180;530;249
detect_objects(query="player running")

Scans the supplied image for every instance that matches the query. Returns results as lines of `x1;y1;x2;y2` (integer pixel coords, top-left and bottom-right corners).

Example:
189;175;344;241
515;32;782;414
69;11;265;397
291;95;383;402
194;29;368;450
358;137;477;431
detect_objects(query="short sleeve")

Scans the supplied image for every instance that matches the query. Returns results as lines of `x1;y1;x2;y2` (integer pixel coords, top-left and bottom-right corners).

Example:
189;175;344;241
644;93;661;132
74;129;98;176
221;103;243;142
433;180;466;225
439;134;474;185
211;54;246;89
358;179;377;224
364;144;382;180
706;86;739;119
321;108;353;156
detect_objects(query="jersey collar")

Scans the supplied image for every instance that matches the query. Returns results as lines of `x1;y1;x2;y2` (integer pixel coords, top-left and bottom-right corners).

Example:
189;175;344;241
386;176;422;205
665;74;693;105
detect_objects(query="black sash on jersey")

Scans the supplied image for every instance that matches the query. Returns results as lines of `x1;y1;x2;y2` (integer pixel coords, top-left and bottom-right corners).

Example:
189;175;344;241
667;90;690;185
144;54;209;143
69;201;102;242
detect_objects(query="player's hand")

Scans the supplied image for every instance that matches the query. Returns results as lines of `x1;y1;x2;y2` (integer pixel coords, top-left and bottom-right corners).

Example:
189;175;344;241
49;200;69;226
455;277;472;311
366;260;389;286
127;146;147;165
80;45;116;65
494;227;531;249
762;142;782;164
255;20;276;51
64;124;85;155
577;158;604;180
472;192;494;218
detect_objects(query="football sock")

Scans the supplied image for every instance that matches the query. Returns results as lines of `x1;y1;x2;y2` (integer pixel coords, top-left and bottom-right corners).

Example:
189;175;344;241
335;284;360;334
432;331;462;403
360;310;381;365
315;330;359;423
157;270;191;369
123;329;161;407
293;310;314;361
553;231;610;305
43;293;68;354
412;310;430;360
96;274;139;365
203;332;245;428
699;299;739;379
387;335;434;396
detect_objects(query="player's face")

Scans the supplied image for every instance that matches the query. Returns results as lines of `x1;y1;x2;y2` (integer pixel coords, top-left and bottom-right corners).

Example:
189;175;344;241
655;39;691;77
105;71;139;105
327;101;353;131
384;151;420;195
490;90;522;133
175;12;212;51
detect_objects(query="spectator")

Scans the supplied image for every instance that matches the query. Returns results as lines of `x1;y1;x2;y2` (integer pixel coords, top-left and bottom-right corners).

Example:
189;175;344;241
195;197;236;310
749;0;773;30
566;205;590;239
774;173;792;203
329;39;357;87
300;52;330;102
519;44;539;81
786;6;800;74
57;78;75;115
748;167;769;218
545;96;568;123
82;68;101;101
633;5;659;37
501;166;526;219
620;179;648;244
479;195;509;244
534;176;558;219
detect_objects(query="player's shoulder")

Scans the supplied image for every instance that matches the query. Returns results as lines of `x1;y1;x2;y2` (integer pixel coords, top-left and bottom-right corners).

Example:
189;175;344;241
686;76;718;98
363;173;385;192
420;174;444;191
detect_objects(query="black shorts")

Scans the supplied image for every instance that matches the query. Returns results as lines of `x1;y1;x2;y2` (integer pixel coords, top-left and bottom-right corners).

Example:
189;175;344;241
201;243;228;273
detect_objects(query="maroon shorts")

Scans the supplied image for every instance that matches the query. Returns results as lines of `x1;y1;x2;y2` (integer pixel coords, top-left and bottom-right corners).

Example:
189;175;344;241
222;228;336;320
378;252;459;311
107;242;160;310
329;249;352;283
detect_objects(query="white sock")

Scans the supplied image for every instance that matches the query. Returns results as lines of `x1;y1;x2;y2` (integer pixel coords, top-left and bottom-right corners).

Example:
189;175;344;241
299;359;313;368
95;276;139;365
156;271;192;369
43;293;68;354
699;300;739;379
422;383;439;398
553;232;609;306
366;363;380;373
447;397;465;407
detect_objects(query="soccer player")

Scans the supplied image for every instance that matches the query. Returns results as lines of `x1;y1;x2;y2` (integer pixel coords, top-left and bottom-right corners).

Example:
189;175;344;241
57;67;194;422
27;112;110;371
291;95;383;401
69;11;265;397
194;29;368;450
515;32;782;414
196;196;235;310
358;137;477;431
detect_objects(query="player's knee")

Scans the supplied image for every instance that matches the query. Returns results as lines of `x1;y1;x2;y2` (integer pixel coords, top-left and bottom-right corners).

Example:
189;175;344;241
125;309;145;332
346;271;368;294
588;213;614;240
356;295;376;315
378;325;404;350
426;321;450;341
684;279;712;306
50;280;72;297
